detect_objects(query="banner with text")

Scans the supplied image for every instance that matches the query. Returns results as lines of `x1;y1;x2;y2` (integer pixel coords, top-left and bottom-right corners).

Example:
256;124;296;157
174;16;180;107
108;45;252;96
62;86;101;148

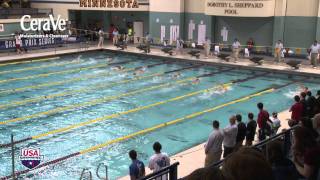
0;37;64;50
205;0;275;17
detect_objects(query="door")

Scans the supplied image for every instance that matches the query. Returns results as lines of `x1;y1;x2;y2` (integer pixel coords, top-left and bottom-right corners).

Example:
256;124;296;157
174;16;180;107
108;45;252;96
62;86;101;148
133;21;143;43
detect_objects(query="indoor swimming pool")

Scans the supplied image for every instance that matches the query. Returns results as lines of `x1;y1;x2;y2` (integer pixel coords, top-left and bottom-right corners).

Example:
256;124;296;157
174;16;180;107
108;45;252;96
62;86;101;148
0;51;319;179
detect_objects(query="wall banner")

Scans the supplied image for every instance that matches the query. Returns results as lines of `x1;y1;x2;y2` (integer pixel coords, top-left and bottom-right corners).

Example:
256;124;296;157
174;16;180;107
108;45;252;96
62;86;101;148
0;37;65;50
205;0;275;17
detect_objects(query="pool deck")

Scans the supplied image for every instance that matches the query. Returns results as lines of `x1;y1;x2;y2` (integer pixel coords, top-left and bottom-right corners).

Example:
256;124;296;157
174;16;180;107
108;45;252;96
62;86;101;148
0;44;320;77
0;44;315;179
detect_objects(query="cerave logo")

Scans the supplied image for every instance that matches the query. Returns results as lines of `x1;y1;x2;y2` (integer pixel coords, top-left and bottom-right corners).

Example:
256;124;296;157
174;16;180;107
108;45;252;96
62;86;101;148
20;15;68;32
19;148;44;169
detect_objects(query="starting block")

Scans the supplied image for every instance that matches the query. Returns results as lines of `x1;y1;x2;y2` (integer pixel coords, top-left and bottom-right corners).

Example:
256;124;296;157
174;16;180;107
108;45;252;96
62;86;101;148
161;47;174;56
249;57;264;65
286;60;301;69
188;50;200;59
218;53;230;62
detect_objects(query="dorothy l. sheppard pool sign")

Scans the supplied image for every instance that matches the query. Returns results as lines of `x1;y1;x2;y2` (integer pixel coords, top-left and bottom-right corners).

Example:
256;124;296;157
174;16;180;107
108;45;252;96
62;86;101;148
205;0;275;17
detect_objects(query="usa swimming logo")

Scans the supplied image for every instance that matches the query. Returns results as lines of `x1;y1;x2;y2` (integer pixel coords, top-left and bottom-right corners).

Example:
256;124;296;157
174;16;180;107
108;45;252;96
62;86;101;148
19;148;44;169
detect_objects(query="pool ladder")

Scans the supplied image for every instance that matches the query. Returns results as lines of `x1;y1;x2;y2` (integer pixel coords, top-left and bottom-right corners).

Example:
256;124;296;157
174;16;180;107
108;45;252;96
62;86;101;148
80;168;92;180
79;163;108;180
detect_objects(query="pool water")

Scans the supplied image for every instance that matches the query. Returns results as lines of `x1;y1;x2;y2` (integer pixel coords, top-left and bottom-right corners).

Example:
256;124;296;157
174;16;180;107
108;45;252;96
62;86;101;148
0;51;319;179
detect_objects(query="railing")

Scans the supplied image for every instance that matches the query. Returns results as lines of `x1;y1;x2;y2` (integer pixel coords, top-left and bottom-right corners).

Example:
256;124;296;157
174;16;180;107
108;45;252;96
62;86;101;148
211;126;297;168
141;162;179;180
80;168;93;180
0;8;53;19
96;163;108;180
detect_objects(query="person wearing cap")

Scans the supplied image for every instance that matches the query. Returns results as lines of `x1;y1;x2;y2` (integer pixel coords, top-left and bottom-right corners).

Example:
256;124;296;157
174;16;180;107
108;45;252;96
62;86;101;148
232;38;241;63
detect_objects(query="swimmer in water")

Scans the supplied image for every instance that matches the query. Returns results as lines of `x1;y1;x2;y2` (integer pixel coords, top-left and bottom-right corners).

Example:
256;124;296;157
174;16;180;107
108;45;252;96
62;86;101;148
133;66;147;75
106;57;113;62
172;72;181;79
192;78;200;84
112;65;124;71
217;85;229;93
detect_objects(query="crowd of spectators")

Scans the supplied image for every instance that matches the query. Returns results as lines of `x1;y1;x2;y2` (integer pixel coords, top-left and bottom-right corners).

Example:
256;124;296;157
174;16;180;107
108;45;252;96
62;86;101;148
184;88;320;180
127;88;320;180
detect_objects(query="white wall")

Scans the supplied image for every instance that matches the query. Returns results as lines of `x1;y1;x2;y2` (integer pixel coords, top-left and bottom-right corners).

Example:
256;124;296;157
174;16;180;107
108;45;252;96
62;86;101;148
149;0;184;12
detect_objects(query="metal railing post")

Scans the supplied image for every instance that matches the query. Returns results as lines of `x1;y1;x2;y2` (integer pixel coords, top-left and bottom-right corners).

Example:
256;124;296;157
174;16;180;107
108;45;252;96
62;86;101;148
283;129;291;158
80;168;92;180
96;163;108;180
169;163;178;180
11;134;16;180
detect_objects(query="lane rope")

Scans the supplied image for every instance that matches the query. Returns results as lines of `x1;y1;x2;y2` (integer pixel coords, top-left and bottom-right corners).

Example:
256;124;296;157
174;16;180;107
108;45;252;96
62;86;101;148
0;84;289;180
0;60;133;84
0;57;60;67
0;59;81;75
0;71;265;147
0;69;229;126
0;61;165;96
0;65;202;110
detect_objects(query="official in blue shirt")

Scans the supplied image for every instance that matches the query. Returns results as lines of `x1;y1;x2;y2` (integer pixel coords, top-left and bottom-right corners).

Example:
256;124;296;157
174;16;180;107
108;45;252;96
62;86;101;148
129;150;145;180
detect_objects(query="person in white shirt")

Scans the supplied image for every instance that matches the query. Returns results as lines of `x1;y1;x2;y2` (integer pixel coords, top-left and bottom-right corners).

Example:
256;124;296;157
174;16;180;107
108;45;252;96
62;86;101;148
222;115;238;158
204;37;211;58
148;142;170;180
204;120;224;166
232;39;241;63
310;40;320;68
15;33;22;54
274;40;284;63
112;28;119;45
97;28;104;48
176;39;184;55
270;112;281;136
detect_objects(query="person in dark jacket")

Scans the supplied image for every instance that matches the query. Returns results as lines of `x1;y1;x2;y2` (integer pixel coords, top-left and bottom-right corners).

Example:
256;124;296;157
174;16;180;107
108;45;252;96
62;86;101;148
235;114;246;149
306;91;317;118
300;92;308;118
246;113;257;146
267;141;299;180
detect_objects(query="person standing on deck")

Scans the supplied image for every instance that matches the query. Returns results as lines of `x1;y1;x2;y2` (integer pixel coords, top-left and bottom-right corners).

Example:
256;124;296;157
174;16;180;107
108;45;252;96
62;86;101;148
148;142;170;180
204;120;224;166
112;28;119;45
232;39;241;63
274;40;284;63
222;116;238;157
204;37;211;58
129;150;145;180
245;113;257;146
309;40;320;68
257;102;273;141
97;28;104;48
176;39;184;55
15;32;22;54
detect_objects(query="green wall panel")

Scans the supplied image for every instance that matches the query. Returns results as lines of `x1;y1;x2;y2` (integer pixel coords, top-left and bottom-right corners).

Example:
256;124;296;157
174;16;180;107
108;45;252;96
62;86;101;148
149;12;183;40
184;13;212;41
110;11;149;35
214;16;274;46
283;16;317;48
0;23;25;36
